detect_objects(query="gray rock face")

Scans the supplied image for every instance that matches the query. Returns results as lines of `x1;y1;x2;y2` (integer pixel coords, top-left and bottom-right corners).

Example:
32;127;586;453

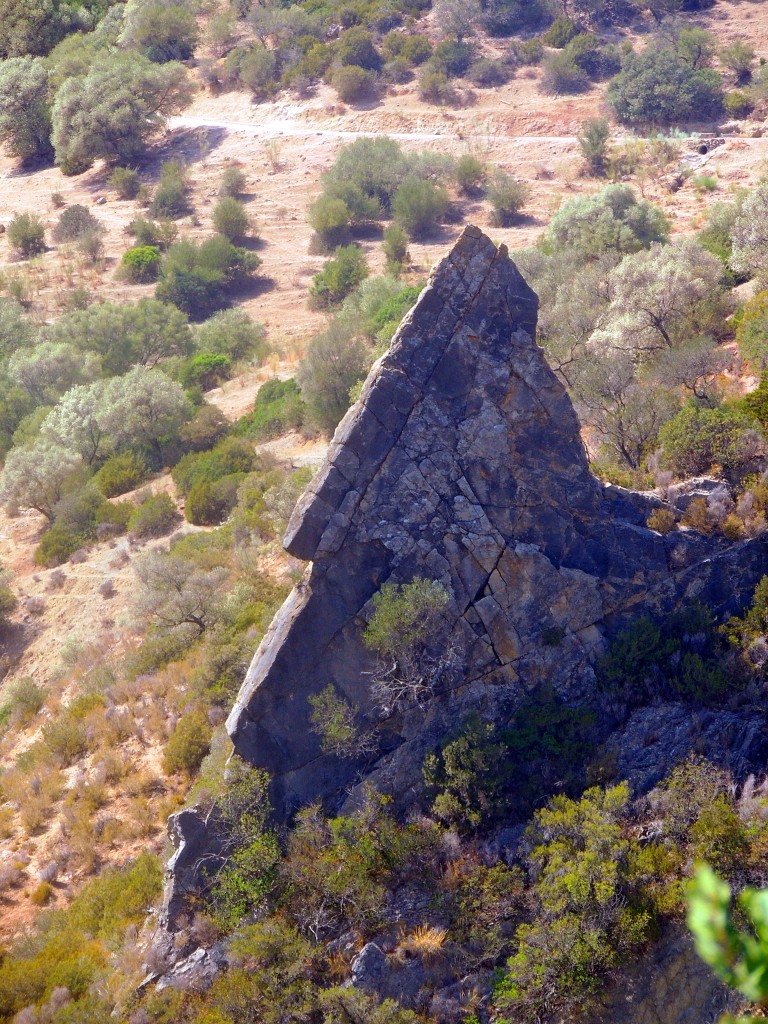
227;226;768;818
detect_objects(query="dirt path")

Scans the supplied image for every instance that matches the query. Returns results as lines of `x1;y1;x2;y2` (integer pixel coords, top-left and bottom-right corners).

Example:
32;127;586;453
170;114;579;144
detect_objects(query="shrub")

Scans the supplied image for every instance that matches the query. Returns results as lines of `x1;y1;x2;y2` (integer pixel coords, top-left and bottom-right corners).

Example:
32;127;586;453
173;436;258;495
468;58;509;86
331;65;376;103
455;153;486;193
430;39;473;77
487;171;529;226
94;452;148;497
392;178;449;238
7;212;45;257
30;881;53;906
0;581;18;624
34;523;83;567
297;329;368;432
309;684;369;757
417;67;456;103
541;50;588;94
128;493;178;539
109;166;140;199
2;677;45;725
240;378;305;440
309;244;368;307
220;166;246;197
337;27;381;71
724;89;753;119
156;235;261;320
578;117;610;175
120;245;161;282
181;352;231;390
212;197;250;243
163;709;211;776
52;204;100;243
647;507;676;534
383;222;409;271
240;46;278;97
608;48;724;126
736;290;768;370
196;308;267;363
659;403;762;477
308;194;350;250
149;160;190;218
543;16;578;48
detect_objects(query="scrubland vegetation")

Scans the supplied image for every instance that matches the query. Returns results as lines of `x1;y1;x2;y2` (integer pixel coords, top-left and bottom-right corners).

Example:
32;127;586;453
4;0;768;1019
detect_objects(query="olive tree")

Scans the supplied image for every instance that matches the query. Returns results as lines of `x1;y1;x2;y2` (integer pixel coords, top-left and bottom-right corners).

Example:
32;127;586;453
40;380;110;465
0;438;82;519
51;53;191;174
0;57;52;163
133;549;228;635
544;185;669;260
7;342;99;403
49;298;193;375
590;239;729;357
100;366;190;459
573;351;678;468
730;181;768;280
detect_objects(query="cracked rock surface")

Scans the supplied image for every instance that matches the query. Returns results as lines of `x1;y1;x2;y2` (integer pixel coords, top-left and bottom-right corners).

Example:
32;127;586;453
226;226;768;818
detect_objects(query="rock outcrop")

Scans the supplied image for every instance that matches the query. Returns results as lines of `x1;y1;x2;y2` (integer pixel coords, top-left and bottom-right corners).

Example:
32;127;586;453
227;225;768;818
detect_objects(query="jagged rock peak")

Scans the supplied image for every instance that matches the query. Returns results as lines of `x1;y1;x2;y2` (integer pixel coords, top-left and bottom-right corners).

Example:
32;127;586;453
227;225;767;819
284;224;600;565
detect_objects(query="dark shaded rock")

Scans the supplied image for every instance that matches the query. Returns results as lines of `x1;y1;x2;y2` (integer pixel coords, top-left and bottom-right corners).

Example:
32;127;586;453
607;702;768;795
581;926;738;1024
227;225;768;819
161;809;220;931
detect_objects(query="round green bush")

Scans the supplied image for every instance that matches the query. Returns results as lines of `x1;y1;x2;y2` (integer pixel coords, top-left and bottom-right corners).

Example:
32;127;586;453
109;167;141;200
128;492;178;539
52;204;100;243
94;452;149;497
163;709;211;776
7;213;46;257
331;65;376;103
212;197;250;243
121;245;162;282
34;523;83;567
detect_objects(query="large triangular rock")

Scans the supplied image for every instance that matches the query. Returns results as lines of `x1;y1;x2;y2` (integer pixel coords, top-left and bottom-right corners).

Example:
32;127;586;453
227;226;767;818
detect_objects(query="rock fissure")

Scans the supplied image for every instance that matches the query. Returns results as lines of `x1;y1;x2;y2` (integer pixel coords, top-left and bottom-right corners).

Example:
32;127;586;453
227;226;768;818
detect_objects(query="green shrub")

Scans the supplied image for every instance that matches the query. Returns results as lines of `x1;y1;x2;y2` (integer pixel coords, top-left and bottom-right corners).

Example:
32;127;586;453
659;403;761;477
42;713;87;765
0;580;18;624
173;436;257;495
7;212;45;257
337;27;381;71
220;165;246;198
212;197;250;243
240;46;278;97
149;160;190;219
724;89;754;118
128;216;178;250
34;522;83;567
94;452;148;497
95;500;134;532
468;57;509;86
52;204;100;243
109;166;141;199
578;116;610;175
156;235;261;320
455;153;486;193
181;352;231;390
185;479;228;525
120;244;161;282
331;64;376;102
543;16;578;47
487;171;529;226
30;881;53;906
430;39;473;77
519;37;544;64
127;492;178;538
195;308;267;363
383;222;409;270
163;709;211;776
239;378;305;440
2;677;45;725
541;50;588;94
608;47;724;126
308;194;350;250
417;67;456;103
309;244;368;307
392;178;449;238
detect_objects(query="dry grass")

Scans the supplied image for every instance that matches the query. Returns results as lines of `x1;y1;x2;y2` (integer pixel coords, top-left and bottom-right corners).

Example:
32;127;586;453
396;924;449;961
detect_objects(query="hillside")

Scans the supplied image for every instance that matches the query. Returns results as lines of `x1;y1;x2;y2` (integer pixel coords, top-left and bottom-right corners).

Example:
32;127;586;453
3;0;768;1020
